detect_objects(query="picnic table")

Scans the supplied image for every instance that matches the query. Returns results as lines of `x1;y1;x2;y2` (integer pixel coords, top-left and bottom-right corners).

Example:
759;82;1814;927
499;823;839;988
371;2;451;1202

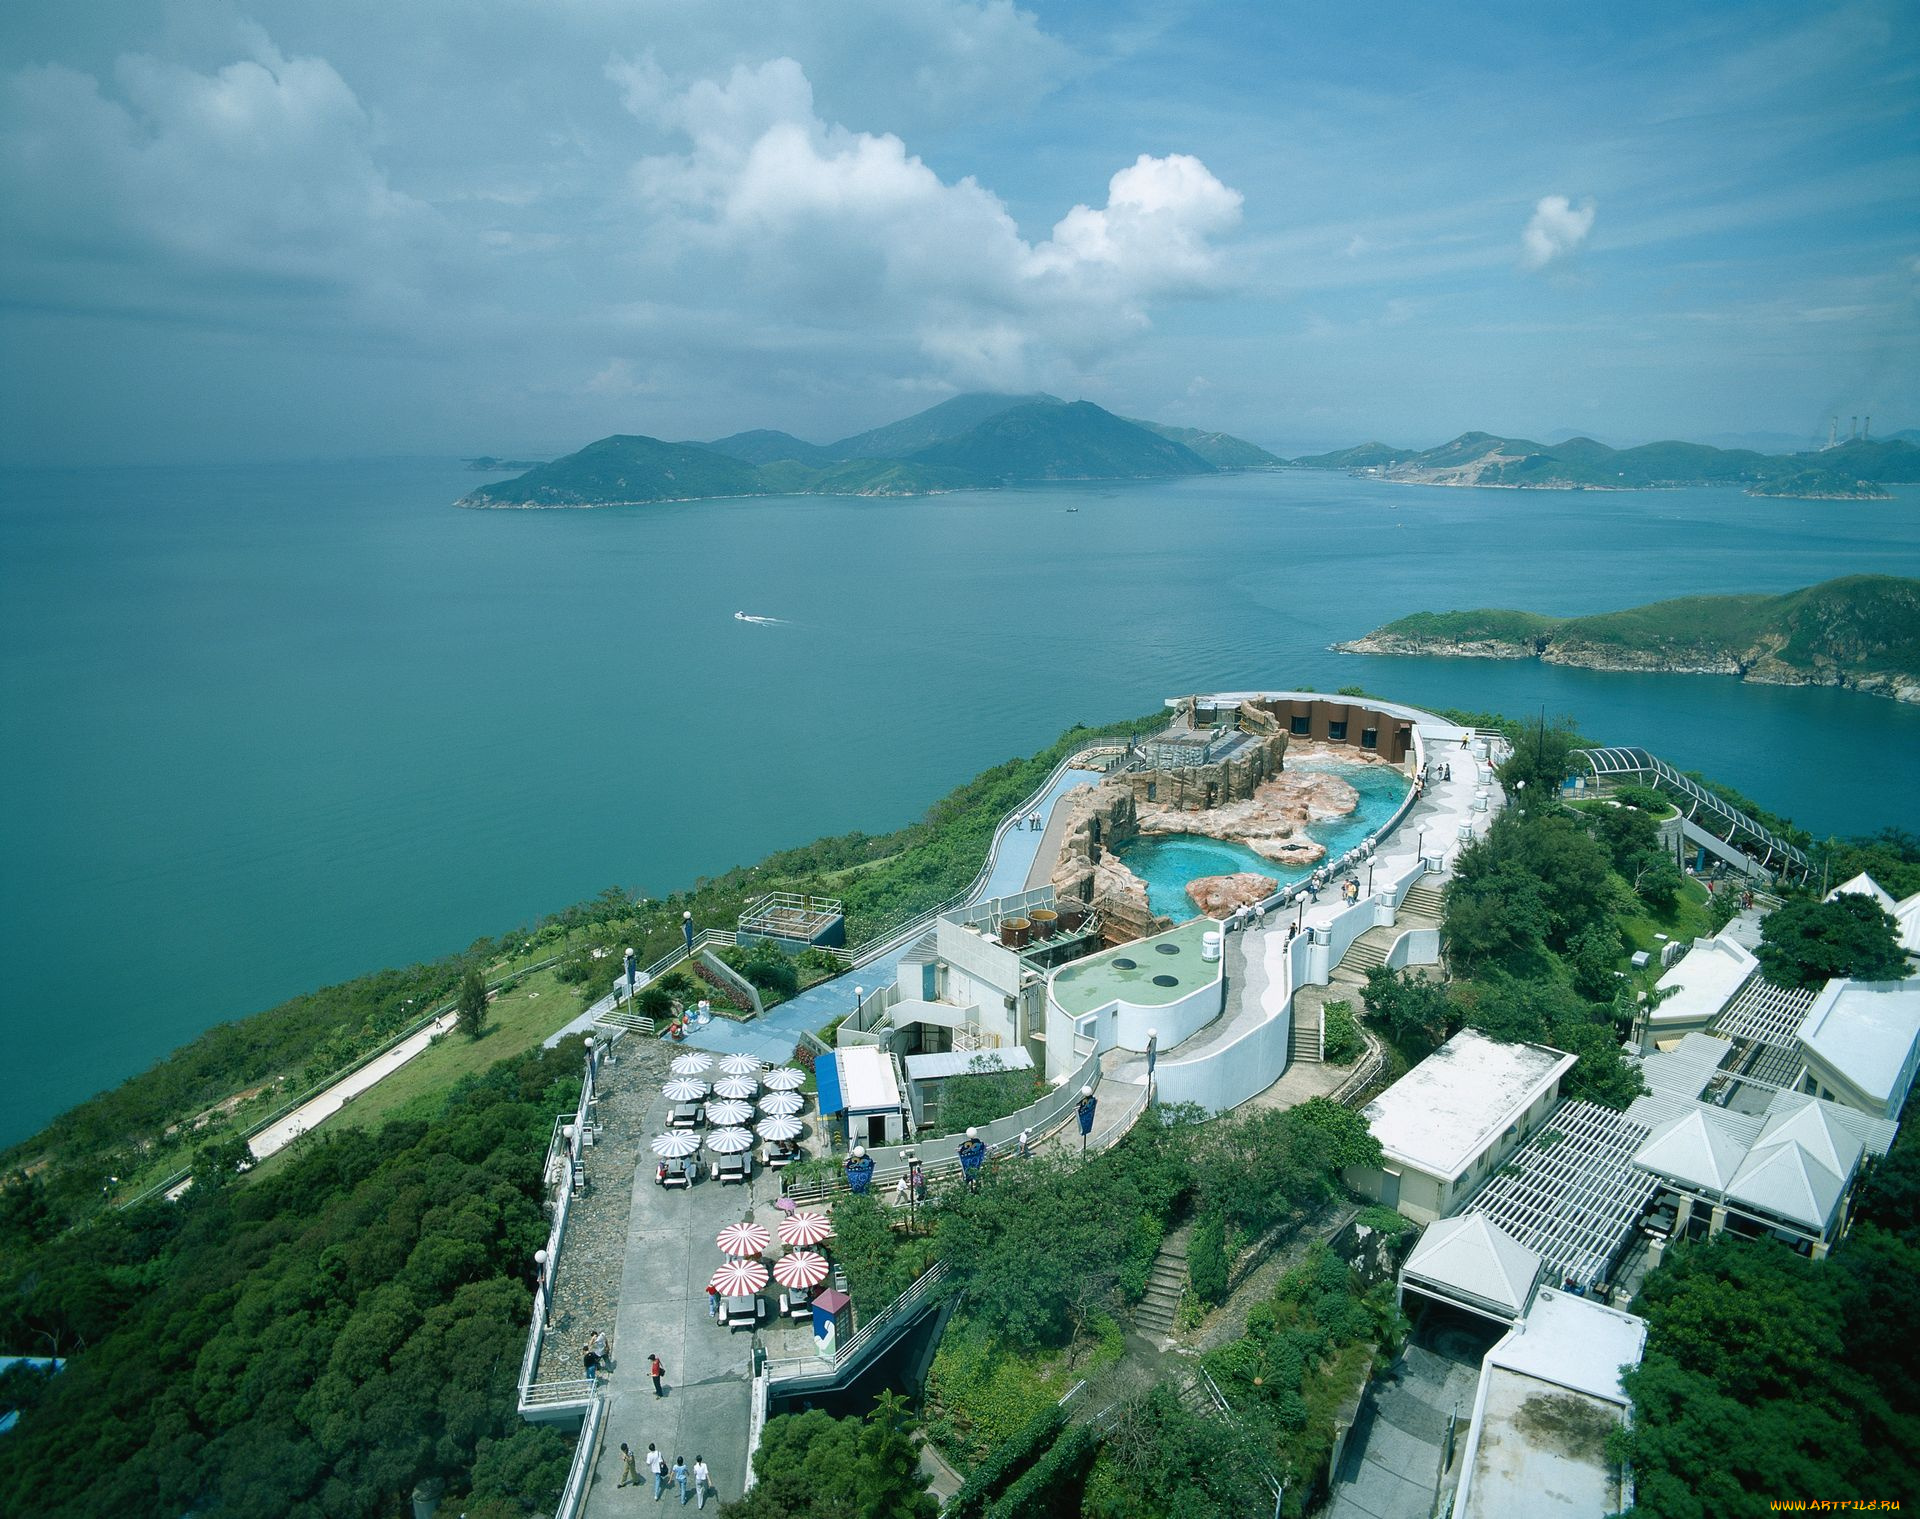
723;1294;762;1330
713;1153;753;1185
778;1283;815;1320
656;1157;694;1189
668;1102;703;1129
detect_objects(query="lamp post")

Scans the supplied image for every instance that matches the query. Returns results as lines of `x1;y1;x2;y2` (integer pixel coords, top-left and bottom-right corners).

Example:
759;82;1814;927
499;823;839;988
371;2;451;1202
583;1034;596;1100
682;910;694;953
534;1248;548;1319
853;986;865;1027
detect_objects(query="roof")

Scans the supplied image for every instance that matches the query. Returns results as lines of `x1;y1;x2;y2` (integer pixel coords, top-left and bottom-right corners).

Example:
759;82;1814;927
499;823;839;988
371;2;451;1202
1636;1032;1734;1102
1489;1288;1647;1405
904;1047;1035;1082
1828;872;1896;911
1896;892;1920;957
1363;1029;1577;1181
1631;1108;1750;1193
814;1052;845;1116
1763;1089;1898;1158
1648;936;1757;1029
1403;1214;1543;1320
836;1045;902;1113
1796;979;1920;1116
1724;1136;1847;1233
1752;1099;1863;1178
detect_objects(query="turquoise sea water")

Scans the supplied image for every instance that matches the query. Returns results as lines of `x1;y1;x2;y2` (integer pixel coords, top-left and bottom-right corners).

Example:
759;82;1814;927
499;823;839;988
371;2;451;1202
4;461;1919;1143
1118;761;1410;920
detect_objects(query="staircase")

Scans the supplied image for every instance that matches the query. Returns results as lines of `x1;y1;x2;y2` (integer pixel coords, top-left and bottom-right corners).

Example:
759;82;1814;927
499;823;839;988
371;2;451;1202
1400;881;1446;920
1132;1226;1191;1336
1290;1002;1323;1063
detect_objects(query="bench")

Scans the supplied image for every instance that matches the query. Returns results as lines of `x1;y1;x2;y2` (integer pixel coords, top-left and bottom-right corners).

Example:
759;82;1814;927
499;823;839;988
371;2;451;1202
668;1102;703;1129
713;1153;753;1185
656;1157;694;1189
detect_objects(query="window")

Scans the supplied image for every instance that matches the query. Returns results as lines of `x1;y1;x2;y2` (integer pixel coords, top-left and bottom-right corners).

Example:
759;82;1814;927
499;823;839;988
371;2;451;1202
1361;726;1378;749
1328;720;1348;741
1291;714;1310;735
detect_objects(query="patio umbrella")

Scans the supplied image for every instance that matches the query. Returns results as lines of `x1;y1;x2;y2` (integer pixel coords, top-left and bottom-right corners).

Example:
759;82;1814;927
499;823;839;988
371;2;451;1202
670;1052;714;1076
663;1077;710;1101
712;1075;759;1100
705;1099;754;1126
759;1091;804;1117
774;1197;798;1215
777;1210;835;1248
650;1131;702;1158
718;1054;765;1076
772;1249;830;1290
710;1259;769;1296
762;1067;805;1091
756;1115;804;1142
716;1221;773;1257
707;1127;754;1154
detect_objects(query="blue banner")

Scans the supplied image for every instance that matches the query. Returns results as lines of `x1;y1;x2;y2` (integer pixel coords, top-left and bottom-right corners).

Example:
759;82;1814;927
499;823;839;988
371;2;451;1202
1077;1096;1097;1137
845;1154;874;1194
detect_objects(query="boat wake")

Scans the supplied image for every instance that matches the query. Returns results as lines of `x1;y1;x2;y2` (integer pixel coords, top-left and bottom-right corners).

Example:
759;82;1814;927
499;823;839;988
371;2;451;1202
733;611;789;626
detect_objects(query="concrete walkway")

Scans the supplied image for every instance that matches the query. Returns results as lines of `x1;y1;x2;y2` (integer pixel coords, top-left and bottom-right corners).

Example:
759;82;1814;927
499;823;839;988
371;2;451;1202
246;1009;460;1162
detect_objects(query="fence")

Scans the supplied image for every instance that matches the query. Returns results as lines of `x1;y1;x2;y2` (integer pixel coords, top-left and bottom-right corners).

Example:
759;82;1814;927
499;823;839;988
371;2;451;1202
762;1259;953;1389
550;1394;607;1518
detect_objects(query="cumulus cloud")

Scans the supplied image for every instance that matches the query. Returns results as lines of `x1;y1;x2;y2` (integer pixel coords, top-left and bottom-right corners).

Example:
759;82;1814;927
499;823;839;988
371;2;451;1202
1519;194;1596;272
608;54;1242;386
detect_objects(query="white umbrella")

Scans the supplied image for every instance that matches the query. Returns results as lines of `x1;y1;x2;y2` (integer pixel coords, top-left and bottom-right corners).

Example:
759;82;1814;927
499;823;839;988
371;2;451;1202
718;1054;765;1076
777;1210;835;1248
671;1052;714;1076
705;1099;754;1126
759;1091;804;1117
716;1220;774;1256
650;1131;702;1158
763;1067;805;1091
772;1249;830;1290
663;1077;710;1101
707;1127;754;1154
710;1259;769;1296
712;1075;759;1100
756;1115;804;1141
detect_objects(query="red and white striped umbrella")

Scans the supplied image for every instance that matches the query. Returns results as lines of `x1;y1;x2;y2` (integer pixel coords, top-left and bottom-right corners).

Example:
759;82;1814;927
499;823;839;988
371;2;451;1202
777;1210;835;1248
716;1221;773;1258
772;1249;830;1290
710;1259;769;1296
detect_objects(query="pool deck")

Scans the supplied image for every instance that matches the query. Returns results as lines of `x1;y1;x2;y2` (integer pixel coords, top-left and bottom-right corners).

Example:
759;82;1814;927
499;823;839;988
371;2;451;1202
1049;917;1220;1018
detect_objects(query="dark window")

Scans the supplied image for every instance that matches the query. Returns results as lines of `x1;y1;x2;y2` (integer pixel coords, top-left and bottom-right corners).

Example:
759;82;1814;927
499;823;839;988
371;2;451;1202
1361;726;1378;749
1146;782;1157;801
1290;714;1310;735
1328;720;1348;741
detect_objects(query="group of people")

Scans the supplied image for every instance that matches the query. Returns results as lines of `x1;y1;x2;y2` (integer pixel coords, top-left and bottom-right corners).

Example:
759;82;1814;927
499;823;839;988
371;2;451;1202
618;1443;712;1507
581;1329;611;1383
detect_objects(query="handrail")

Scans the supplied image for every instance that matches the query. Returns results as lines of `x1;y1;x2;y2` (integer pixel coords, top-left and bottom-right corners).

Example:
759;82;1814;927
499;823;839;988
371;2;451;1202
1571;746;1809;877
552;1395;606;1517
763;1260;952;1387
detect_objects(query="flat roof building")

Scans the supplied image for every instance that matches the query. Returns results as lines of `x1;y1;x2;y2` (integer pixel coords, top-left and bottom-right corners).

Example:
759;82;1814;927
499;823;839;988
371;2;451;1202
1348;1029;1578;1224
1638;934;1756;1051
1795;978;1920;1120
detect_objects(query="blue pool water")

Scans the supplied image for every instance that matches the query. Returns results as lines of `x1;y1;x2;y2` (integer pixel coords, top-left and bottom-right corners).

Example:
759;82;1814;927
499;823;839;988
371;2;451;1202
1118;761;1411;921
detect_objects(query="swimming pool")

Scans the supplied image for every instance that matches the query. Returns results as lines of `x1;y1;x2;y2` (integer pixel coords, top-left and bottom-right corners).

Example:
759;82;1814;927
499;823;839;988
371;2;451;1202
1117;761;1411;921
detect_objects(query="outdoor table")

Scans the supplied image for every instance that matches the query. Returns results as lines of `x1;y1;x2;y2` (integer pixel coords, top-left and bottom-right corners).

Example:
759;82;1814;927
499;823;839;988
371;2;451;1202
723;1294;760;1329
766;1145;799;1169
779;1283;815;1319
714;1152;752;1185
658;1157;694;1189
668;1102;702;1129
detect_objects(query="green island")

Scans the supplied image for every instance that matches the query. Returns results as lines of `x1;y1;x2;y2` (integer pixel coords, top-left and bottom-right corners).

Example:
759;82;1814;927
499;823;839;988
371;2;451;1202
1336;574;1920;705
457;394;1279;507
1290;430;1919;499
4;698;1919;1519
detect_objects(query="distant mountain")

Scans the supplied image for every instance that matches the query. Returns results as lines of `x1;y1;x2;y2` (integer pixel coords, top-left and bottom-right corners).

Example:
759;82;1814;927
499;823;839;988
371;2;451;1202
1889;429;1920;447
695;429;835;467
909;401;1213;481
460;436;762;507
825;392;1062;460
1336;575;1920;705
1290;430;1918;499
464;456;546;472
1128;420;1281;468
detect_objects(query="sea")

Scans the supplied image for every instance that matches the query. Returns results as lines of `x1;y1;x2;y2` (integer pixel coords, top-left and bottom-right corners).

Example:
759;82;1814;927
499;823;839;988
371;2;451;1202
3;460;1917;1144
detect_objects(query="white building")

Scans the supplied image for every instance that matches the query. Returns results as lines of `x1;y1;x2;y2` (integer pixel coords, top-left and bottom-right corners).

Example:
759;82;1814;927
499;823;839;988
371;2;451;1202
1400;1213;1543;1326
1794;978;1920;1120
1637;933;1757;1052
1347;1030;1578;1224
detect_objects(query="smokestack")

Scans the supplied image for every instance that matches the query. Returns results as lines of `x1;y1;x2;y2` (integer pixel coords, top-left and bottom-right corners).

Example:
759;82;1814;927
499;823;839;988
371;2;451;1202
1829;419;1837;448
1865;416;1871;440
1852;416;1858;439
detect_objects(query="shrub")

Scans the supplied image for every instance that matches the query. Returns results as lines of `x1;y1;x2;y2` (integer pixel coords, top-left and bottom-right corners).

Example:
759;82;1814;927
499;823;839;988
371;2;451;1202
986;1424;1102;1519
946;1406;1066;1519
1189;1210;1228;1305
1322;1000;1363;1064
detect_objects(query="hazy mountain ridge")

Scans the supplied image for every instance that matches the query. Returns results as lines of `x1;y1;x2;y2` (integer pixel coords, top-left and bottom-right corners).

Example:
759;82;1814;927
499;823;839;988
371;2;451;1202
459;394;1267;506
1290;430;1918;498
1336;575;1920;704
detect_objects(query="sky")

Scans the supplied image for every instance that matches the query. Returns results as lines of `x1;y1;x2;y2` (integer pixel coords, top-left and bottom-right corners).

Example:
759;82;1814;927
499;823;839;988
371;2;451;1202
1;0;1915;462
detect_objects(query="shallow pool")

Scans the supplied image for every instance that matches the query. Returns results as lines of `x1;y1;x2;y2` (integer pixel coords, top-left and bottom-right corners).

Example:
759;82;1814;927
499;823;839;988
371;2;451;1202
1117;761;1410;921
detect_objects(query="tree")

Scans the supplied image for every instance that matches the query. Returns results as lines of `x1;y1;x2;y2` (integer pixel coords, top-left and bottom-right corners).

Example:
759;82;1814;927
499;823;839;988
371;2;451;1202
1188;1211;1228;1305
1755;893;1908;989
1361;965;1453;1053
1567;922;1623;1003
456;969;490;1040
1496;713;1582;798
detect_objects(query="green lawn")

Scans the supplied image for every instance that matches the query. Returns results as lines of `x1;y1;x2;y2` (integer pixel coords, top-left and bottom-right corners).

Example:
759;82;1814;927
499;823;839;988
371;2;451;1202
1618;877;1715;987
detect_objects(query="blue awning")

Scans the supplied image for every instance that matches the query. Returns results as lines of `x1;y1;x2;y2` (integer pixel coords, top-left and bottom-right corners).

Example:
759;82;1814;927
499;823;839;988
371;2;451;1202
814;1051;845;1115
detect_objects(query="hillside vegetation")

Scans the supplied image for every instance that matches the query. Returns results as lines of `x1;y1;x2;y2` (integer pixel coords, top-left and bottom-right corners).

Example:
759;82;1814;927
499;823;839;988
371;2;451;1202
1291;430;1918;498
1337;575;1920;704
459;394;1268;507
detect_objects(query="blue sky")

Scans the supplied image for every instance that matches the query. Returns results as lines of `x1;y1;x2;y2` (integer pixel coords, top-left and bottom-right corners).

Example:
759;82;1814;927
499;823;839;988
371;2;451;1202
2;0;1914;461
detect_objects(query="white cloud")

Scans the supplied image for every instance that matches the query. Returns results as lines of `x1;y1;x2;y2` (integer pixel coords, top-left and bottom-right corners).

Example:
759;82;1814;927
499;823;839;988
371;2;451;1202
609;55;1243;387
1519;194;1596;272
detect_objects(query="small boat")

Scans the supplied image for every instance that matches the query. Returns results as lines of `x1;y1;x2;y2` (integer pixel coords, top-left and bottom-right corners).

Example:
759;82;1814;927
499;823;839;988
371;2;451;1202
1065;507;1079;513
735;611;750;621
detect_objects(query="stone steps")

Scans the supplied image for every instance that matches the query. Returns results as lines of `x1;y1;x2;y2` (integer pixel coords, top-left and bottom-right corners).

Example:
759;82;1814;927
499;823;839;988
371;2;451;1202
1132;1235;1190;1334
1344;939;1390;971
1401;883;1446;919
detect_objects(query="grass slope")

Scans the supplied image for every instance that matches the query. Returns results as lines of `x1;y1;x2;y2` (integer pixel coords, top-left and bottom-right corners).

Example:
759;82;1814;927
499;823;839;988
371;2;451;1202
1128;420;1281;467
911;401;1214;481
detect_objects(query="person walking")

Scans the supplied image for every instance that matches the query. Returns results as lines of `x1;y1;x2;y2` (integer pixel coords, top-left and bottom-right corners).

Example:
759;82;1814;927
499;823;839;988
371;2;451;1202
647;1443;666;1500
693;1455;711;1509
592;1328;610;1369
582;1343;600;1386
707;1283;721;1319
649;1352;666;1397
618;1443;637;1488
672;1455;690;1505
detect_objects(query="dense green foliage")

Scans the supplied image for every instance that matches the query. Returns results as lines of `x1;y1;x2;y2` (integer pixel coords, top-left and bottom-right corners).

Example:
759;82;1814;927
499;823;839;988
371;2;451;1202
1347;575;1920;690
1127;419;1281;467
462;432;765;505
456;968;490;1040
1620;1121;1920;1516
1188;1210;1229;1304
1321;999;1363;1064
907;401;1212;482
1817;828;1920;899
0;1043;583;1517
1756;892;1909;988
945;1406;1067;1519
724;1395;936;1519
984;1422;1101;1519
933;1061;1048;1135
1083;1383;1276;1519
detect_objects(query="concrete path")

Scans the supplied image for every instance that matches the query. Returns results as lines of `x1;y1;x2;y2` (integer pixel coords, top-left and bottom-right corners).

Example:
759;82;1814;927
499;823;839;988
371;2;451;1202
246;1009;460;1162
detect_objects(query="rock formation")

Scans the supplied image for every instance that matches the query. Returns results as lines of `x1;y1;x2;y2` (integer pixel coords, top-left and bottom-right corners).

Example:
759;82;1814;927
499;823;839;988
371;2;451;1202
1186;872;1278;916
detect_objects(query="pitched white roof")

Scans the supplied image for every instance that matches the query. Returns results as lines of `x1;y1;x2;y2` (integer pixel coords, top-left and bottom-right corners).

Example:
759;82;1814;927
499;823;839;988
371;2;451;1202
1363;1029;1577;1181
1764;1089;1899;1158
1751;1098;1863;1180
1828;872;1896;911
1649;936;1757;1029
1631;1108;1749;1193
1725;1138;1847;1233
1404;1214;1542;1320
1795;979;1920;1116
1895;892;1920;957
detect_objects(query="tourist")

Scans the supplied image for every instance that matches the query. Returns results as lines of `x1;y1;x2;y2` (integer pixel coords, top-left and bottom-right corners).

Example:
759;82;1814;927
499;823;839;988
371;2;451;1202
582;1343;600;1385
649;1352;666;1397
1018;1128;1032;1158
893;1171;912;1208
618;1443;637;1488
693;1455;711;1508
647;1443;666;1499
672;1454;690;1504
592;1328;611;1369
911;1160;926;1200
707;1283;721;1319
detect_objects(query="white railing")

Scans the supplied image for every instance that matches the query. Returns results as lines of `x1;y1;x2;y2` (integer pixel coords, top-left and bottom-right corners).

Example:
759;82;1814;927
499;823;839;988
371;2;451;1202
763;1260;952;1388
552;1394;606;1518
